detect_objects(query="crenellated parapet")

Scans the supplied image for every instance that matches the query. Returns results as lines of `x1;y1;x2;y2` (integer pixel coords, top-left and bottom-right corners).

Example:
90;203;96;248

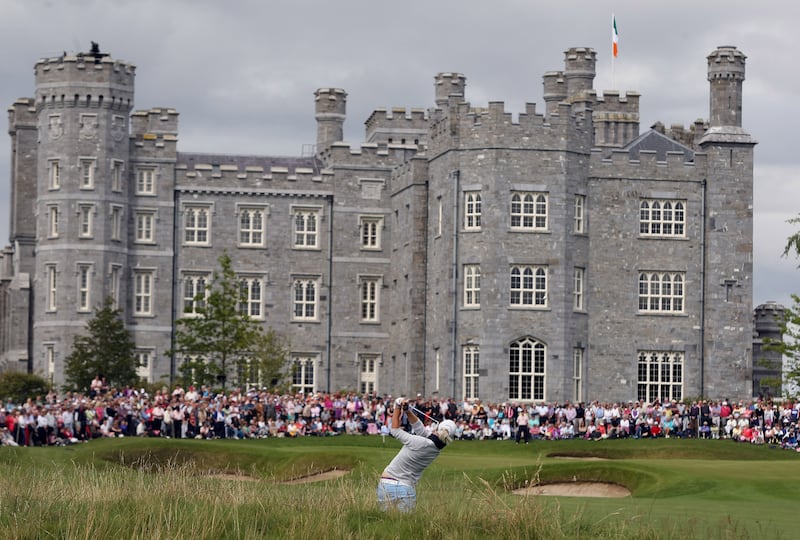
590;147;708;182
591;90;641;148
364;107;429;145
175;155;332;191
8;98;37;131
318;141;419;169
428;99;591;155
131;108;178;136
34;52;135;113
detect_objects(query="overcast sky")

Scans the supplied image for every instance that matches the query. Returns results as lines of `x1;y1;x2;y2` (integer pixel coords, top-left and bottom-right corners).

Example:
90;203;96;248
1;0;798;309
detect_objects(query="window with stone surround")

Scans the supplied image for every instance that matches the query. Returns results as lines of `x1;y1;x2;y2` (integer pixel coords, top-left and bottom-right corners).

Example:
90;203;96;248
291;355;316;394
77;204;94;238
111;160;124;192
359;276;380;322
135;210;156;244
49;160;61;190
638;271;684;313
77;263;92;312
359;216;382;250
463;345;480;400
136;168;156;195
573;267;585;311
509;337;546;402
637;351;683;402
573;348;583;402
292;277;318;321
239;276;263;319
510;192;548;231
464;264;480;308
510;265;547;307
184;206;211;246
110;205;123;242
133;270;154;316
639;199;686;237
79;158;95;189
239;207;266;247
464;192;482;231
574;194;586;233
46;264;57;312
359;354;379;395
293;207;319;249
47;205;59;238
182;273;208;316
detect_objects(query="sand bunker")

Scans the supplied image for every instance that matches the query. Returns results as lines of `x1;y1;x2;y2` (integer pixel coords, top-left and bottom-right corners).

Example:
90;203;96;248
283;469;349;484
513;482;631;498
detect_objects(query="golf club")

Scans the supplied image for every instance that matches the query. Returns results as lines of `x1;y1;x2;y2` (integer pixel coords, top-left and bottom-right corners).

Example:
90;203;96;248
410;405;440;427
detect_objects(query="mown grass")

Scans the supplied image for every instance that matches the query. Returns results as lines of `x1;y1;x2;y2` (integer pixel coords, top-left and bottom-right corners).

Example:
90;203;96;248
1;437;798;539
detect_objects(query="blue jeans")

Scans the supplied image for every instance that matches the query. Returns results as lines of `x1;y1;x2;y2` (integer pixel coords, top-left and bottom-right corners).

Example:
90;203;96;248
377;480;416;512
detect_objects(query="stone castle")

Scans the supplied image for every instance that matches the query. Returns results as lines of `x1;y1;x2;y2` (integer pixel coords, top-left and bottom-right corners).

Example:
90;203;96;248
0;43;783;401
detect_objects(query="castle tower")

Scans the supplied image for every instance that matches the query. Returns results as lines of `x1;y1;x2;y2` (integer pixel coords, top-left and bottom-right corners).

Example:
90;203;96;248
434;73;466;108
707;46;745;128
753;301;785;397
563;47;596;99
542;71;567;118
314;88;347;153
32;44;135;383
698;46;755;398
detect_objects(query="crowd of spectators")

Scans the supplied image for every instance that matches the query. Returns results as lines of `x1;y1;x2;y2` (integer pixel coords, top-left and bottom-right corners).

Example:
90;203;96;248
2;378;800;452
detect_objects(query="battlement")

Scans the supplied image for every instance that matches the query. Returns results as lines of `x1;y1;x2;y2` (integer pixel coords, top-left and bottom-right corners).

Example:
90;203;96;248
434;72;466;106
428;100;593;155
34;50;135;114
8;98;36;128
131;108;179;136
314;88;347;116
592;90;640;114
365;107;429;144
590;147;708;181
319;141;419;168
175;159;332;189
707;46;746;81
563;47;596;97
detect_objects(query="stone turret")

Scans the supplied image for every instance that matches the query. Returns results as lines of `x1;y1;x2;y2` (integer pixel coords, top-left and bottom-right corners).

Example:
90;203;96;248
314;88;347;153
707;46;745;128
542;71;566;118
434;72;466;108
563;47;596;99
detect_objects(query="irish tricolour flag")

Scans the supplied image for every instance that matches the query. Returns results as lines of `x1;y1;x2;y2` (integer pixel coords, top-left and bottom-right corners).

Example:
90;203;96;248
612;14;619;58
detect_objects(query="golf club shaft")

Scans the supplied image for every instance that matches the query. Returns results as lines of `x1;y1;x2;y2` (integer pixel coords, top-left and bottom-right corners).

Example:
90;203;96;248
410;405;439;426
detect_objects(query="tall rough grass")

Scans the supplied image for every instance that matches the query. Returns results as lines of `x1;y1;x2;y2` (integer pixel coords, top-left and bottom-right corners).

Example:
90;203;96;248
0;458;757;540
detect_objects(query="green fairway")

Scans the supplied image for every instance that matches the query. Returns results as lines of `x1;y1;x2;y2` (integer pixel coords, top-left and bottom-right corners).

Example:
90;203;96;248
2;437;798;539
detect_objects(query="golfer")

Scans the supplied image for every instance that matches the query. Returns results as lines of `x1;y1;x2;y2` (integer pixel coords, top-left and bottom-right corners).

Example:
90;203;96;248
377;397;457;512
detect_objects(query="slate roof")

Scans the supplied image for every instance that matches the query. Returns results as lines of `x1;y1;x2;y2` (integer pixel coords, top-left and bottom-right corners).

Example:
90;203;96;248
623;129;695;162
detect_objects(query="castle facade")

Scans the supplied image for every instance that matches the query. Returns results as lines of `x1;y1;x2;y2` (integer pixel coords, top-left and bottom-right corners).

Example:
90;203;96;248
0;44;765;402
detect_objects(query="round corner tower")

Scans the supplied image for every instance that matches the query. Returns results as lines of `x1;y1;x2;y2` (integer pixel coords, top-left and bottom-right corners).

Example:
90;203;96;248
563;47;596;98
314;88;347;152
707;46;746;128
434;73;466;108
32;45;136;384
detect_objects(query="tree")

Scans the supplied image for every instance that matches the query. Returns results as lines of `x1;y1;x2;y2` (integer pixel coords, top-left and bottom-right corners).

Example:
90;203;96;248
0;372;50;404
63;296;139;392
172;253;289;389
783;214;800;262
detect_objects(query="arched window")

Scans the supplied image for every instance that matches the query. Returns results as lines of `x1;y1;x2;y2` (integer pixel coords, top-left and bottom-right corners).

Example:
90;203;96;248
509;337;546;401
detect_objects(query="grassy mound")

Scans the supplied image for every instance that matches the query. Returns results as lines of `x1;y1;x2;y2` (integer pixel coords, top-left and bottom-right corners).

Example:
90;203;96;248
1;436;798;539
